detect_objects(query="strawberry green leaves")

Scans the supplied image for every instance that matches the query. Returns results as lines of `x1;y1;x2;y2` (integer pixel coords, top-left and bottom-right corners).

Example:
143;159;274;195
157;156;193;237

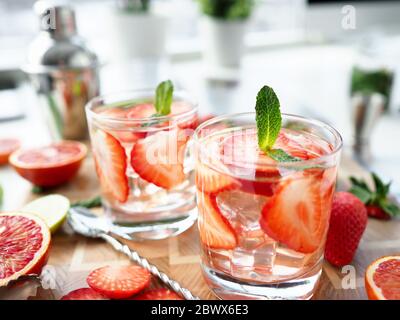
255;85;301;163
349;173;400;218
155;80;174;116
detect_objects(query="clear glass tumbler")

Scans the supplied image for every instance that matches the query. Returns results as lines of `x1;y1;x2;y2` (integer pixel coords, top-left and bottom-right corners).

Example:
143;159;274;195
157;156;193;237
86;90;198;240
194;112;342;299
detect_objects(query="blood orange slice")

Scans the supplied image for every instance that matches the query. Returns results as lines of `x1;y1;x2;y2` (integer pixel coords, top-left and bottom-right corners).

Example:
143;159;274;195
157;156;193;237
0;212;51;287
9;141;87;187
365;255;400;300
0;138;20;165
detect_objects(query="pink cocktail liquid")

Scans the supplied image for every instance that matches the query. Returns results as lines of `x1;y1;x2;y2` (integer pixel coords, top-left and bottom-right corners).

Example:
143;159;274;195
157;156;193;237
195;118;341;299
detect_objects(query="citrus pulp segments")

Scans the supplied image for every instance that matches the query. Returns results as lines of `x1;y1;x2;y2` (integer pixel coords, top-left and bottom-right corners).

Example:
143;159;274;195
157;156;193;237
365;255;400;300
0;212;51;286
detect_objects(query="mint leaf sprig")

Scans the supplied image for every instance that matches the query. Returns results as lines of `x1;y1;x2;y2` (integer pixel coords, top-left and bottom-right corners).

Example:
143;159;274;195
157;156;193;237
155;80;174;116
141;80;174;128
255;85;301;163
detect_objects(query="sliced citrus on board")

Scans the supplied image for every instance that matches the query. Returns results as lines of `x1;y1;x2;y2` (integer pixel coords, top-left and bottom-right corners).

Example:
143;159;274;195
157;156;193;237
22;195;70;233
365;255;400;300
0;212;51;286
9;141;87;187
0;138;20;165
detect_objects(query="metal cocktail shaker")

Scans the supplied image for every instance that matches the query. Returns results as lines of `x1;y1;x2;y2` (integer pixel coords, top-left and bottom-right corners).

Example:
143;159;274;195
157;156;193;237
351;92;385;165
23;2;99;140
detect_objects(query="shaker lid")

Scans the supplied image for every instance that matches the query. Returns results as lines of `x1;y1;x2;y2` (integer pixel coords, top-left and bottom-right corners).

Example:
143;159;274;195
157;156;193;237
22;1;99;74
34;1;77;38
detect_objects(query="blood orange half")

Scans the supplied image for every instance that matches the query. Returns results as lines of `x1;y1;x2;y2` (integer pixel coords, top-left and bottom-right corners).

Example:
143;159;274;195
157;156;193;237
0;138;20;165
365;255;400;300
9;141;87;187
0;212;51;287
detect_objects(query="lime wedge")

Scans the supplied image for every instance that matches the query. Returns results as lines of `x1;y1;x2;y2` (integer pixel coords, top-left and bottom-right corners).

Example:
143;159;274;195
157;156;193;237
22;194;70;233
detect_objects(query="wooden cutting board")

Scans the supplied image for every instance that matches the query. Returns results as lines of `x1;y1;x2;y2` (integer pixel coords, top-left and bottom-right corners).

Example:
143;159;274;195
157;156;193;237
3;148;400;300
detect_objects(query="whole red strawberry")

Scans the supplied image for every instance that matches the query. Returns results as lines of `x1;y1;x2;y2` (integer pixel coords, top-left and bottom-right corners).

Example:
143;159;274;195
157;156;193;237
325;192;368;267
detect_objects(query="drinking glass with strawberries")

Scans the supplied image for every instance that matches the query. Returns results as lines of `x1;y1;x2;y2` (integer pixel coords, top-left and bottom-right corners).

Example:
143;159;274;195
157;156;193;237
85;81;198;239
193;86;343;299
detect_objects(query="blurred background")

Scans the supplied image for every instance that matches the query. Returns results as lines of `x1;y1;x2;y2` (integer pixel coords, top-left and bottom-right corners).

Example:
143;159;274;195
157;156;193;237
1;0;400;193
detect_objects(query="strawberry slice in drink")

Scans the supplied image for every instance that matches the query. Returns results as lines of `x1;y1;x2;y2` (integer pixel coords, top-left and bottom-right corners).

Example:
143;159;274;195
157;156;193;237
92;130;129;203
221;129;279;196
259;174;329;254
197;192;237;250
196;162;240;194
274;131;309;159
100;105;151;143
127;101;196;130
130;130;187;190
275;130;332;160
126;103;156;119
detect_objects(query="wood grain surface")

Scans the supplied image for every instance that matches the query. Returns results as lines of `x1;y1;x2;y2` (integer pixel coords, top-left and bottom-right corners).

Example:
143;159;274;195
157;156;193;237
2;147;399;300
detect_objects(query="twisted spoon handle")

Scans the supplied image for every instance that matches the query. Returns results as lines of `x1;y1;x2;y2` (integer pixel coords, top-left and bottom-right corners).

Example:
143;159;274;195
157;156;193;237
99;233;200;300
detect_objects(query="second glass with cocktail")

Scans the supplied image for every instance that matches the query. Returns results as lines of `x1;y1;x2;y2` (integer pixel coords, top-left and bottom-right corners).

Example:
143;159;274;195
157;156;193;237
86;81;198;239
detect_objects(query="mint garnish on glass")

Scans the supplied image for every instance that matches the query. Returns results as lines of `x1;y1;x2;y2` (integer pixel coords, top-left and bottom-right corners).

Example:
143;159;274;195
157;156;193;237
255;85;301;162
141;80;174;127
155;79;174;116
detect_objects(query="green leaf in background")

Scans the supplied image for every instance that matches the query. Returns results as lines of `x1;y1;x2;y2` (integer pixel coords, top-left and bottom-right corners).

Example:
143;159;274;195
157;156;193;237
72;195;102;209
267;149;301;163
47;95;64;139
255;85;282;151
351;66;394;111
155;80;174;116
198;0;254;20
32;185;44;194
119;0;150;13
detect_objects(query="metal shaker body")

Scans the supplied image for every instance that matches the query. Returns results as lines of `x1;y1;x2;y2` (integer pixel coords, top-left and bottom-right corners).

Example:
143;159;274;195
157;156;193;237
23;4;99;141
